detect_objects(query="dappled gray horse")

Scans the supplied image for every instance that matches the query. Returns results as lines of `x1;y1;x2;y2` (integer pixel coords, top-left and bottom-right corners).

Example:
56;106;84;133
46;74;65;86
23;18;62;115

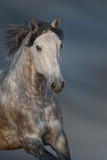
0;17;71;160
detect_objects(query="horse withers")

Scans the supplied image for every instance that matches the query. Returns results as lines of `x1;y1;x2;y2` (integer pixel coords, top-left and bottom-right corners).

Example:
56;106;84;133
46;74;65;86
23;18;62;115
0;17;71;160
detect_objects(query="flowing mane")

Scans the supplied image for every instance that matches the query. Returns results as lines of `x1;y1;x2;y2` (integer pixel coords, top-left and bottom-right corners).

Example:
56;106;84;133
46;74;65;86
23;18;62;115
5;21;64;65
5;24;29;64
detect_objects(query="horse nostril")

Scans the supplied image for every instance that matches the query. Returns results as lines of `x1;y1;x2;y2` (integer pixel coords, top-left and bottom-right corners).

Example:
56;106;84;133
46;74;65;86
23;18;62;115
61;81;65;89
51;82;56;91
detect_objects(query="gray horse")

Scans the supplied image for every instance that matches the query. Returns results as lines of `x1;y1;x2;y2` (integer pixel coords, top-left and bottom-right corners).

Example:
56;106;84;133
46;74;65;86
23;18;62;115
0;17;71;160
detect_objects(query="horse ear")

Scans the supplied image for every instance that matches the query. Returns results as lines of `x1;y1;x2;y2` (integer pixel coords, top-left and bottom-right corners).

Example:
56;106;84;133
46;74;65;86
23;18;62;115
51;16;60;29
29;19;37;33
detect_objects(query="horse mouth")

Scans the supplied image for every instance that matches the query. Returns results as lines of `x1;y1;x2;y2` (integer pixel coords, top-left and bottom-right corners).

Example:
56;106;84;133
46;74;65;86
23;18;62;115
50;88;63;95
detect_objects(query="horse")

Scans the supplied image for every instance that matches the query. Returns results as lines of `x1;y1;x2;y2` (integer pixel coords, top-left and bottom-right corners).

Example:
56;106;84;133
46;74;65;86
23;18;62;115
0;17;71;160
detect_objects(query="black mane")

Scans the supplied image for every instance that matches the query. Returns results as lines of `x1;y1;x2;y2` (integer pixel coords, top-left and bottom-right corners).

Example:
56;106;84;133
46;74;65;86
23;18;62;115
5;20;64;64
27;21;64;47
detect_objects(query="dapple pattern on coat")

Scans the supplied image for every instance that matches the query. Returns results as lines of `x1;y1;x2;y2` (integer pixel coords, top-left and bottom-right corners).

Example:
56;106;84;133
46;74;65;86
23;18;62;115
0;17;71;160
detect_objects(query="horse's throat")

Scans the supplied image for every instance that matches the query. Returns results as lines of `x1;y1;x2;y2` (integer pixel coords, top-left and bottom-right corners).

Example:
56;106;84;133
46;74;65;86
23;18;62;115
35;72;46;96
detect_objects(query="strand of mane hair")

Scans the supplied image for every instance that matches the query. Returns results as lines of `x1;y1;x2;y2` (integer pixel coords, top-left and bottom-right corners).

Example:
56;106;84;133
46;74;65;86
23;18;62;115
5;24;29;64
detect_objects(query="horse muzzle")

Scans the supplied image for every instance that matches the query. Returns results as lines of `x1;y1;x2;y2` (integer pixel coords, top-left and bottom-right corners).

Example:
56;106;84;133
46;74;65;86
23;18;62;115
49;78;65;94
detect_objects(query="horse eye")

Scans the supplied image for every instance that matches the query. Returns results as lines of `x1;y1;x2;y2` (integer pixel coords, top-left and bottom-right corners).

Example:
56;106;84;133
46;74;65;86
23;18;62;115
36;45;42;51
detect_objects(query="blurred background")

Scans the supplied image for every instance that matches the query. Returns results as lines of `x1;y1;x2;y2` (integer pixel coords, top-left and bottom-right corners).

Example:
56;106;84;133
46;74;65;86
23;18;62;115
0;0;107;160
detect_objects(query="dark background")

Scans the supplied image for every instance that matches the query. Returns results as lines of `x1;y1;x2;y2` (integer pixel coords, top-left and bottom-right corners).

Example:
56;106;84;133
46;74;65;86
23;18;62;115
0;0;107;160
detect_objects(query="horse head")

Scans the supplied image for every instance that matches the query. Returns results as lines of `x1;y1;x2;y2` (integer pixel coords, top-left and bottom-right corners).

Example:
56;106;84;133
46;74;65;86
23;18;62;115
28;17;65;94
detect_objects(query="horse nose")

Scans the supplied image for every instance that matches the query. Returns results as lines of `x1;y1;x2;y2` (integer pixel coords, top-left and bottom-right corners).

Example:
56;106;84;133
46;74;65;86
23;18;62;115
50;80;65;94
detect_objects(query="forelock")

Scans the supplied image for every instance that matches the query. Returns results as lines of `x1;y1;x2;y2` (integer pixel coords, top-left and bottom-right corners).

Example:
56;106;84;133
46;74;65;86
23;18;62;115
26;22;64;47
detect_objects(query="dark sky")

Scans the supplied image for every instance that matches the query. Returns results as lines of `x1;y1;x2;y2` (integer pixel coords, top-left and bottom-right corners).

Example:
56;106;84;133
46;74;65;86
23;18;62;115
0;0;107;160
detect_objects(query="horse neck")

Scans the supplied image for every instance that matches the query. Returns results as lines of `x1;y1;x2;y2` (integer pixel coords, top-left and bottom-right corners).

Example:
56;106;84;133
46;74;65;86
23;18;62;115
9;47;46;98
